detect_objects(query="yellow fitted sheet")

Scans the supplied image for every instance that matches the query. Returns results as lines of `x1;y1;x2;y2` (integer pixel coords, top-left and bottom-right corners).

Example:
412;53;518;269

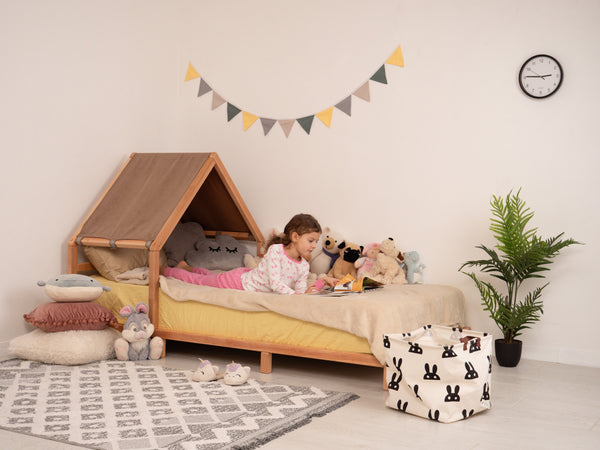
93;276;371;355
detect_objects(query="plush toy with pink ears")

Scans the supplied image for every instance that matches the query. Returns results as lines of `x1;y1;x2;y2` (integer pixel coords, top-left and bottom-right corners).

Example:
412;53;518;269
114;302;163;361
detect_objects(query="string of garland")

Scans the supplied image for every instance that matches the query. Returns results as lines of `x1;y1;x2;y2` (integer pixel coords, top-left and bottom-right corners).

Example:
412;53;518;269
184;45;404;137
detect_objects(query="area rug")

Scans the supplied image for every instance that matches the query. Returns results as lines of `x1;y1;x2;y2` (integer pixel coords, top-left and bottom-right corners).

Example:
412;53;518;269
0;359;358;449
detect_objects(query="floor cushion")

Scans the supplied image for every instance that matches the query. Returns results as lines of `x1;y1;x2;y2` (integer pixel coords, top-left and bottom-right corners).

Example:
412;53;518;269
8;328;120;365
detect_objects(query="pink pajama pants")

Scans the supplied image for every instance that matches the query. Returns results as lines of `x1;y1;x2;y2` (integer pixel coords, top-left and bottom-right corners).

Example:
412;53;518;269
163;266;251;290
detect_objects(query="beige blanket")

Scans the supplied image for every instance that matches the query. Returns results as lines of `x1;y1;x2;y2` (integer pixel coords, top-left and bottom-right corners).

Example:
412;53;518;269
159;276;465;364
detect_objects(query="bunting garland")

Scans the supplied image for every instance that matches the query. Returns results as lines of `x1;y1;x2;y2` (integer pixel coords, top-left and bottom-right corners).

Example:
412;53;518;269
185;45;404;137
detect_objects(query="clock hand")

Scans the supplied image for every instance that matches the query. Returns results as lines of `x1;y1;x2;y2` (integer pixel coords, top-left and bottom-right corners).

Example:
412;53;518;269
525;74;552;79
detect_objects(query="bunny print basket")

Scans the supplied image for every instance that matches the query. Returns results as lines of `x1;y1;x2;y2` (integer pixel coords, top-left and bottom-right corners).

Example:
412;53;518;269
383;325;492;423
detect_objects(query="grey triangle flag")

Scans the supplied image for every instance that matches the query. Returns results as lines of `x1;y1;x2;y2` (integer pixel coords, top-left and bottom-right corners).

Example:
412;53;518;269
297;115;314;134
227;103;241;122
197;79;212;97
335;96;352;116
260;118;276;136
370;65;388;84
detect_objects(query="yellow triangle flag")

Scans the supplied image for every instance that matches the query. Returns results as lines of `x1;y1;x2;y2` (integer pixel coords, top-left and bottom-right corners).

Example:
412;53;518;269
243;112;259;131
386;45;404;67
316;107;334;128
184;63;201;81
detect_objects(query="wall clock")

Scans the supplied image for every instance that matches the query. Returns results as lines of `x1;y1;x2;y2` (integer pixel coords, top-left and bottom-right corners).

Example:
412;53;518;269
518;54;563;99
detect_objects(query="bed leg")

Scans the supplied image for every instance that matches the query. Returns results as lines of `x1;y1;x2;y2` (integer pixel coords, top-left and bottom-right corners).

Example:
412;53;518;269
260;352;272;374
383;366;388;391
161;340;166;358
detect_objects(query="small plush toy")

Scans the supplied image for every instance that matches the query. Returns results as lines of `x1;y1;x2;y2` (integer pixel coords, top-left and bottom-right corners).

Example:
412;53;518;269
367;238;407;285
223;361;251;385
114;302;163;361
38;274;110;302
328;241;363;279
355;243;380;279
163;221;206;267
404;251;425;284
191;359;221;382
310;227;345;275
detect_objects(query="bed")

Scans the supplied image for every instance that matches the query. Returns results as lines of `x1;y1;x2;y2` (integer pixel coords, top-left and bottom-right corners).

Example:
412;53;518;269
67;152;466;379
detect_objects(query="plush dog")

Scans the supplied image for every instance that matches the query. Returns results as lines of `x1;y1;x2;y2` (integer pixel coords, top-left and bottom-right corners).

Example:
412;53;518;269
328;241;363;279
368;238;407;285
114;302;163;361
310;227;344;275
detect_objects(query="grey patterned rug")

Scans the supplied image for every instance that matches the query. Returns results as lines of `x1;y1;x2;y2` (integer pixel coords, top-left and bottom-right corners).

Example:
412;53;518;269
0;359;358;449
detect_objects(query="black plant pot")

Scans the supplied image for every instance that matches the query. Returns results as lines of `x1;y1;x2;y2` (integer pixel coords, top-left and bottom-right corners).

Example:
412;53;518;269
495;339;522;367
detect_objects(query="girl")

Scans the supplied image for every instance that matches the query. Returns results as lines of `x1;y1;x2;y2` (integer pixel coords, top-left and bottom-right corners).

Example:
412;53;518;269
162;213;338;295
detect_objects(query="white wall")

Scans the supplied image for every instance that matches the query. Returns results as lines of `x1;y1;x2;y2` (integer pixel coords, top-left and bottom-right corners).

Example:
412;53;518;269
1;0;598;367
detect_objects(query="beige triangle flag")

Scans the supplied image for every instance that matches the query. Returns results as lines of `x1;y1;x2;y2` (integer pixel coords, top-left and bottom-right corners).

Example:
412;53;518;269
316;107;334;128
353;82;371;102
243;112;259;131
386;45;404;67
184;63;200;81
279;119;295;138
211;92;226;110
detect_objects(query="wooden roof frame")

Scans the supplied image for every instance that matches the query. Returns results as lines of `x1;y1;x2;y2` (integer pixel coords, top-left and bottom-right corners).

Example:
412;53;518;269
67;152;264;322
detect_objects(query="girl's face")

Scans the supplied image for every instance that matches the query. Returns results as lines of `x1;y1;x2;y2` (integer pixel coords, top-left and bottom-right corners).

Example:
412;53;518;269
289;231;321;261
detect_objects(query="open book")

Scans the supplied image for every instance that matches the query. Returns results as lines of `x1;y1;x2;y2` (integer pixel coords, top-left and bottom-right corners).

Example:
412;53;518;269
310;274;383;296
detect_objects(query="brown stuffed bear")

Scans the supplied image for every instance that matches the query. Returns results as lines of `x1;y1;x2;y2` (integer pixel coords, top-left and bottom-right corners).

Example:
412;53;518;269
328;241;363;279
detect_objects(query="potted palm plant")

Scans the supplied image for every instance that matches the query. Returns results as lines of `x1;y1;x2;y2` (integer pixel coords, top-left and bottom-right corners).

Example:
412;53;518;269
459;189;580;367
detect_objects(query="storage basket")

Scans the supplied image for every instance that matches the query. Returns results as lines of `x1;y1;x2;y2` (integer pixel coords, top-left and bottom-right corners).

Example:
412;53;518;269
383;325;492;423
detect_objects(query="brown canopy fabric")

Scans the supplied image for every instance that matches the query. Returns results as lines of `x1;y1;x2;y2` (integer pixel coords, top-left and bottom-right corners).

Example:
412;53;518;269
77;152;261;247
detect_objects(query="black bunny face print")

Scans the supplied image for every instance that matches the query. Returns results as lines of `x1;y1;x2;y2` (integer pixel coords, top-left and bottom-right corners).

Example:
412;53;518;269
408;342;423;354
444;385;460;402
464;362;479;380
442;345;457;358
423;363;441;380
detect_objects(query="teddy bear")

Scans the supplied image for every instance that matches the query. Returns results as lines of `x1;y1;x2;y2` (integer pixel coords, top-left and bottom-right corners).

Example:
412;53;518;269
114;302;163;361
310;227;345;276
354;243;380;279
328;241;363;279
404;251;425;284
367;238;407;285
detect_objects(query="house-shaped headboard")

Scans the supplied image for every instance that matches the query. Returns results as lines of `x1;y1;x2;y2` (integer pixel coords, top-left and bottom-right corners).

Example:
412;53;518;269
67;152;264;321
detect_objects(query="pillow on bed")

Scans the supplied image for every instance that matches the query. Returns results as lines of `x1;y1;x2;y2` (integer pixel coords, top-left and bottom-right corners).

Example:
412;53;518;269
84;246;167;281
23;302;118;332
9;328;120;365
185;233;251;271
163;221;206;266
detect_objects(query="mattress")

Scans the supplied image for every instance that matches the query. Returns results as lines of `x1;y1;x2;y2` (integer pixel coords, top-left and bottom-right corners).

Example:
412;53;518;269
93;276;372;355
94;275;466;364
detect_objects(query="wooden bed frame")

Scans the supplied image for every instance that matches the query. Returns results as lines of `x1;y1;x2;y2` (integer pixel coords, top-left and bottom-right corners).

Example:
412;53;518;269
67;152;384;382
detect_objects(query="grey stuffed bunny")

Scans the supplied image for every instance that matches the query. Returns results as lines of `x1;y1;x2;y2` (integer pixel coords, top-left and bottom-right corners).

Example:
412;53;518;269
114;302;163;361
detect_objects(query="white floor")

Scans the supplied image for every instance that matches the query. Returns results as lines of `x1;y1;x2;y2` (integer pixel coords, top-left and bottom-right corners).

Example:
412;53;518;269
1;342;599;449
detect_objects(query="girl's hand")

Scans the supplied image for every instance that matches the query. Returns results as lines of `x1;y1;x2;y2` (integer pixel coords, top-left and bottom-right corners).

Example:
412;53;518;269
321;276;339;287
306;283;319;294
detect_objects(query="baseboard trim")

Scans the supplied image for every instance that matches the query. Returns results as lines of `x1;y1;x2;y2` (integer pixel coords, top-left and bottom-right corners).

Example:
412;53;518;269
0;340;11;361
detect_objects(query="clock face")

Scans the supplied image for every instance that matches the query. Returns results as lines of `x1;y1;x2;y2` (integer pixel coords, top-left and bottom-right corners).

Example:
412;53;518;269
518;54;563;99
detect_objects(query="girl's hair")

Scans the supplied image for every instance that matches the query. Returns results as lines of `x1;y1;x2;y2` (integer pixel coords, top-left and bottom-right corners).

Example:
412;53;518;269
265;213;322;250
